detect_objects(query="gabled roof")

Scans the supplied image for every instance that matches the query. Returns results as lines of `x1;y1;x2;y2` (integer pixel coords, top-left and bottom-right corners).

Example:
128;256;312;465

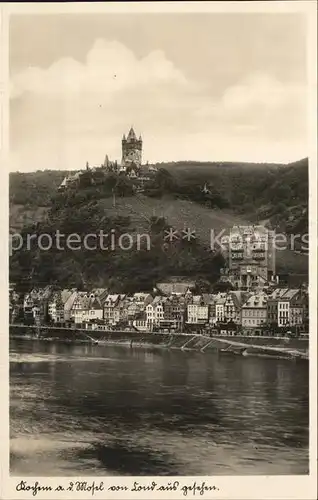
150;296;168;306
33;285;53;301
104;294;120;304
227;291;248;308
225;292;240;308
91;288;108;302
268;288;289;300
60;289;75;304
89;297;103;310
242;293;267;308
279;289;300;301
63;291;77;310
72;293;90;309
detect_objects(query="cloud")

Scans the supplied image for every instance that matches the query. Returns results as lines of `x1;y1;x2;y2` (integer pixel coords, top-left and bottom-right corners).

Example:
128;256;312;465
10;39;307;171
10;39;187;99
221;73;293;112
197;73;306;140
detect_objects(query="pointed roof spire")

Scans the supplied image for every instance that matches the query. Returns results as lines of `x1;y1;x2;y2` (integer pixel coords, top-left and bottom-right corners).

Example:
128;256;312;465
127;126;137;141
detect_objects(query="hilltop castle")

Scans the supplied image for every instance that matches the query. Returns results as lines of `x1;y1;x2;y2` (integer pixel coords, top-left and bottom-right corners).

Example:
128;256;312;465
58;127;156;191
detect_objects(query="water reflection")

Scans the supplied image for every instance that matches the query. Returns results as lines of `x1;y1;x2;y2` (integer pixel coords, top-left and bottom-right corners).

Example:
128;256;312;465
10;339;308;476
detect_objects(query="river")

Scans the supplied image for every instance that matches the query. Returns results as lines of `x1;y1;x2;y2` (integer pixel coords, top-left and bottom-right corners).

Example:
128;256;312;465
10;339;309;476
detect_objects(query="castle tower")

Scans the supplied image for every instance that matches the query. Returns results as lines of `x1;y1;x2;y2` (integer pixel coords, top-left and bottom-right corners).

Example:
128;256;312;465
121;127;142;168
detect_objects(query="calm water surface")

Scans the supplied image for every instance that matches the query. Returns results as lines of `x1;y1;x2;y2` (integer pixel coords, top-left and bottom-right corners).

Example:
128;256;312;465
10;339;309;476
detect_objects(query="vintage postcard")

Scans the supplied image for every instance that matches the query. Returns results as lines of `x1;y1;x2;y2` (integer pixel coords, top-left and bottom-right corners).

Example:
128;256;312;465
1;1;317;499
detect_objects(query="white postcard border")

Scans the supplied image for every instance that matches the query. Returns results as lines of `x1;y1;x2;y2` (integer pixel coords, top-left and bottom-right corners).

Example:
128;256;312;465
1;2;317;499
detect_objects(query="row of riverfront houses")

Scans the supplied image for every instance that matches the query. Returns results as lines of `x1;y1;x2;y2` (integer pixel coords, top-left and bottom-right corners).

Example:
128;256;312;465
10;280;309;336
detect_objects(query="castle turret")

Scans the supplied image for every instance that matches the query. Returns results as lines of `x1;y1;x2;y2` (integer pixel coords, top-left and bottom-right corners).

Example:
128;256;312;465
104;154;109;168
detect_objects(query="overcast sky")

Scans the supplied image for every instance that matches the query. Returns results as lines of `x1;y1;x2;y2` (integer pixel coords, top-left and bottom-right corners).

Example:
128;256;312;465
9;12;307;172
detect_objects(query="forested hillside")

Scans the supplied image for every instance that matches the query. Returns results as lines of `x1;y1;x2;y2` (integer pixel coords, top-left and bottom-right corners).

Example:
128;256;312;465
9;195;226;293
9;159;308;291
10;159;308;233
10;170;69;206
161;158;308;234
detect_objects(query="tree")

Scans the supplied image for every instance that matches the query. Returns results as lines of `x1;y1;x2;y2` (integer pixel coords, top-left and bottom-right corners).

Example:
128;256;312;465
212;281;233;293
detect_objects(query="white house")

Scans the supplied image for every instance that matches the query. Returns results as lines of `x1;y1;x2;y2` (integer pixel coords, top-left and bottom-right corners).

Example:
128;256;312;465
71;292;91;324
187;296;209;324
48;291;65;323
146;297;167;329
277;289;305;327
241;292;268;332
215;295;227;323
103;294;126;326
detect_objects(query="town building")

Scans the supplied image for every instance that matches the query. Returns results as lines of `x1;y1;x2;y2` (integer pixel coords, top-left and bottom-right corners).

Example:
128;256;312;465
84;296;104;324
133;313;150;333
16;281;309;338
125;294;153;327
214;293;227;324
224;291;246;324
225;225;276;291
241;292;268;334
71;292;91;325
266;287;307;331
103;294;126;327
186;295;209;325
48;291;65;324
163;295;186;331
146;296;167;330
69;291;105;325
277;288;307;328
58;169;90;192
267;288;288;326
23;286;53;324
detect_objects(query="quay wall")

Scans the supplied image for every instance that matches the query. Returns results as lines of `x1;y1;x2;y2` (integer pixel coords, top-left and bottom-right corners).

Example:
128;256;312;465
9;324;308;357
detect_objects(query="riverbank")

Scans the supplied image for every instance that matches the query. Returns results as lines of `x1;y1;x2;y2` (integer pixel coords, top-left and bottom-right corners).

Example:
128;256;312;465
9;324;309;360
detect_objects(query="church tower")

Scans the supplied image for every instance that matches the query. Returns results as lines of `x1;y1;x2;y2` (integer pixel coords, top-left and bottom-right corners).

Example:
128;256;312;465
121;127;142;168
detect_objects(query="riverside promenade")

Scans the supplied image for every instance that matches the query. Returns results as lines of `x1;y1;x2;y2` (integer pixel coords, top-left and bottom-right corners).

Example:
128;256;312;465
9;324;309;360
